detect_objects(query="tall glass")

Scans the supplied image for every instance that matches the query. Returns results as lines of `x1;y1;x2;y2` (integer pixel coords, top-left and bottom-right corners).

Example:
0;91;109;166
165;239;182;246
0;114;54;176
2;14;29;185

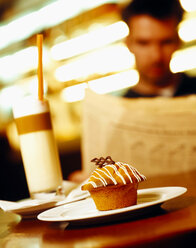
13;96;63;198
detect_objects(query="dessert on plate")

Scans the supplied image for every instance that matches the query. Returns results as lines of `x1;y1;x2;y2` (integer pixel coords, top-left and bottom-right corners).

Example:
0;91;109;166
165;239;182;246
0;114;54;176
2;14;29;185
81;156;146;211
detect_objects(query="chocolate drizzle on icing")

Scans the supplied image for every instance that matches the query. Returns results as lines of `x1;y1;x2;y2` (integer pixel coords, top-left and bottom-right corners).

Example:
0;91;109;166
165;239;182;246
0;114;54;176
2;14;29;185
82;160;146;190
91;156;115;168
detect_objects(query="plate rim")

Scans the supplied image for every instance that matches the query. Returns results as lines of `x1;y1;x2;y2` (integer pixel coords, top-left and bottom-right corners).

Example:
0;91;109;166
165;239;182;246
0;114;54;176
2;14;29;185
37;186;187;222
1;192;89;217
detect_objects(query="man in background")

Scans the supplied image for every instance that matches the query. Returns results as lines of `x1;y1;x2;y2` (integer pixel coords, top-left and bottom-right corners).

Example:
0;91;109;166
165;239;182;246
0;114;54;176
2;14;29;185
122;0;196;98
68;0;196;183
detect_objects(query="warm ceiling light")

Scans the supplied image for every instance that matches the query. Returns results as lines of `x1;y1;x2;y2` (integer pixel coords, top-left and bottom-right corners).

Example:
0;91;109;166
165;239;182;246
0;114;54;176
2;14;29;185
0;46;48;83
170;46;196;72
51;21;129;60
178;18;196;42
179;0;196;12
0;47;37;82
55;43;134;82
61;83;88;102
0;86;24;112
0;0;114;50
88;70;139;94
60;70;139;102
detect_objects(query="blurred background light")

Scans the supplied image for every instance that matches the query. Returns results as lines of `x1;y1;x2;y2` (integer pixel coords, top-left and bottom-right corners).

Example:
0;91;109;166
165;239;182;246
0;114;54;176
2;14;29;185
51;21;129;60
60;69;139;102
0;46;48;83
88;69;139;94
170;46;196;73
61;83;88;102
0;86;24;112
179;0;196;12
55;43;134;82
178;18;196;42
0;0;116;50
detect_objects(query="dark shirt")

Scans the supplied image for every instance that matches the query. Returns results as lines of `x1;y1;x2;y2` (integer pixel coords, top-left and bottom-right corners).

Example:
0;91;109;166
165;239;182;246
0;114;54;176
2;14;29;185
123;73;196;98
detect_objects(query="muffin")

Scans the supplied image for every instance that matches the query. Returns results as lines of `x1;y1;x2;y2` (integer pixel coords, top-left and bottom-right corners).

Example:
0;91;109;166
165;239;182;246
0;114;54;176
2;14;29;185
81;156;146;211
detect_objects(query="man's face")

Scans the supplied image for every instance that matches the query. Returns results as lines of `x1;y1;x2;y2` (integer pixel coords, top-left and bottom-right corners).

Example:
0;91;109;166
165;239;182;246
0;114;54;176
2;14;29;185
127;15;180;85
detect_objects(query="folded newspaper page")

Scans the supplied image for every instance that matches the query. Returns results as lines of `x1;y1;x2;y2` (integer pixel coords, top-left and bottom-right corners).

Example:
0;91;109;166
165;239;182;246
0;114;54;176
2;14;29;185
82;89;196;177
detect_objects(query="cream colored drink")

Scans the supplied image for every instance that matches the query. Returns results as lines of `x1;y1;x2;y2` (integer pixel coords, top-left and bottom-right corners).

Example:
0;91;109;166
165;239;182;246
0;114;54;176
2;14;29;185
13;97;63;196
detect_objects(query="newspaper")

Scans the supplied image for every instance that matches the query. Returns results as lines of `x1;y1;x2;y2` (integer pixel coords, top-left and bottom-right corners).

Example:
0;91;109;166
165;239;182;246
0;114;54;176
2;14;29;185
81;89;196;177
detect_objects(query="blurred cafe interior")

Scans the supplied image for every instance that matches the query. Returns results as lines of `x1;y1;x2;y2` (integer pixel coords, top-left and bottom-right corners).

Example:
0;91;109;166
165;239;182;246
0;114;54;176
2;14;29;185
0;0;196;201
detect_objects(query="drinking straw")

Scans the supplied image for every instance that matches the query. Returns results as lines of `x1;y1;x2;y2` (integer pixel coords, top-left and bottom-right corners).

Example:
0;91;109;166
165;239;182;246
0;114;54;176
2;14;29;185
37;34;44;101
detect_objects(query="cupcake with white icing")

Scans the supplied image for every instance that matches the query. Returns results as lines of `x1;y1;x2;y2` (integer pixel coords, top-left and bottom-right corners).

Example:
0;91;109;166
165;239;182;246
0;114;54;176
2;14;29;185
81;156;146;211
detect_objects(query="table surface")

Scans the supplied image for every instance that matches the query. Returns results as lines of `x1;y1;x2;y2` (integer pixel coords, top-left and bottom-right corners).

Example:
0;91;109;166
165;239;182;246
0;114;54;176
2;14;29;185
1;170;196;248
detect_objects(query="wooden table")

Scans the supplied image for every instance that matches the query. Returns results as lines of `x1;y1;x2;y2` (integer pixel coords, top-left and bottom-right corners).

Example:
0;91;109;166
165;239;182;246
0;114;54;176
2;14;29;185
1;170;196;248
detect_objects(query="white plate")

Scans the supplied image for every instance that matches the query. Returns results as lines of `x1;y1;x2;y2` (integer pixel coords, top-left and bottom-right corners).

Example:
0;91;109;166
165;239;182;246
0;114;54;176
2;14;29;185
0;193;89;218
0;181;90;218
37;186;187;223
